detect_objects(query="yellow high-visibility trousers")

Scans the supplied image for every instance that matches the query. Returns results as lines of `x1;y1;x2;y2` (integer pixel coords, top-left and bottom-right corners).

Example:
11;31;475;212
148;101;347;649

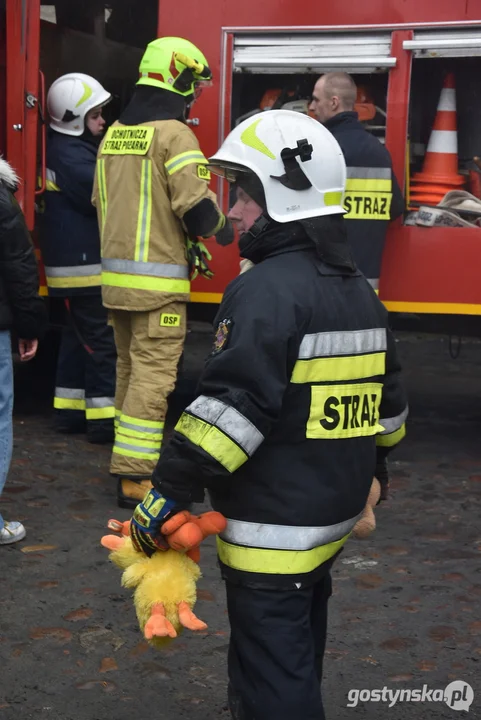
109;303;186;478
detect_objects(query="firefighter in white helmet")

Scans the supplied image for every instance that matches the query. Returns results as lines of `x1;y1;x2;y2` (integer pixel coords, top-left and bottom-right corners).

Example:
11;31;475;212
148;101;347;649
40;73;117;444
128;110;408;718
92;37;234;508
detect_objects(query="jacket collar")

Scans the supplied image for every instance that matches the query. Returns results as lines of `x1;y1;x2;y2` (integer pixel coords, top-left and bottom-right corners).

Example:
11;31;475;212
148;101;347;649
0;157;19;190
239;215;357;273
324;111;361;133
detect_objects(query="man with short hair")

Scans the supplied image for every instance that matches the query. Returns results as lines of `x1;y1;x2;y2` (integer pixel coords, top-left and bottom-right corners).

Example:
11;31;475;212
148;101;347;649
310;72;404;290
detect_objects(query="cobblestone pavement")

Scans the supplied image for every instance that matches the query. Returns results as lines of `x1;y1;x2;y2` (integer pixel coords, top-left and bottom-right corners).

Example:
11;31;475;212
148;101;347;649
0;332;480;719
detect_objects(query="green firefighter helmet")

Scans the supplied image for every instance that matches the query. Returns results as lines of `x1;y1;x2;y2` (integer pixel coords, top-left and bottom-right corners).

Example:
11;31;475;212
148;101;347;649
137;36;212;97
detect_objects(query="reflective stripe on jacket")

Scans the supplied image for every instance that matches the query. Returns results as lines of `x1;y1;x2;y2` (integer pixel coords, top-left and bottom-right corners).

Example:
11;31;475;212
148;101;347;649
93;119;217;311
152;224;408;588
40;131;102;297
325;112;404;287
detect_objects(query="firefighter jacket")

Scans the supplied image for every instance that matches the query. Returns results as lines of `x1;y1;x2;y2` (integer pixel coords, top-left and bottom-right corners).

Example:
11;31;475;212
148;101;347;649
40;131;102;296
325;112;404;288
93;119;224;311
152;217;408;589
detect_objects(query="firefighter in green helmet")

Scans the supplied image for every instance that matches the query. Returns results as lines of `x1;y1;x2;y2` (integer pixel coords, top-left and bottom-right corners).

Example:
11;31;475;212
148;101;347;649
93;37;234;508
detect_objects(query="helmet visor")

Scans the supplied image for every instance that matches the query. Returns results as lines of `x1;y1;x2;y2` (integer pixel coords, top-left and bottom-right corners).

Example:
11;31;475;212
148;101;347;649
207;161;251;183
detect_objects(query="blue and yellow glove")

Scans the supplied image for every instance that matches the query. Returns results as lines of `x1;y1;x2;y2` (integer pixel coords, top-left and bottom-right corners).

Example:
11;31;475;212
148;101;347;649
130;488;182;556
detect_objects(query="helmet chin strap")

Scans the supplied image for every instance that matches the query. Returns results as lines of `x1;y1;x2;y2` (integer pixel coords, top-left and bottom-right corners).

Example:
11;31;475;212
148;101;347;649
240;213;271;245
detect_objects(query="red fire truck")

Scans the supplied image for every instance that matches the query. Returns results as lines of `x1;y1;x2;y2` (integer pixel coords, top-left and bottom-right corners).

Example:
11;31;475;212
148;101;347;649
1;1;481;333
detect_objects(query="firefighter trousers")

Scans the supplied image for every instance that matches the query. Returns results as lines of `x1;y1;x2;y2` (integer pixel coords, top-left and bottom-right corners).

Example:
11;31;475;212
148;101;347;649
109;304;186;478
226;571;333;720
54;295;116;443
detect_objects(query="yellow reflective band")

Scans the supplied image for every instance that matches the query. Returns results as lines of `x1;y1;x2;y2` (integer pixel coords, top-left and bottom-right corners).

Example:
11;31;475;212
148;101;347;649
344;192;392;220
46;179;61;192
135;159;153;262
54;397;86;411
240;118;275;159
114;433;161;449
46;275;102;289
102;126;155;155
116;427;163;441
197;165;211;180
175;413;248;473
165;151;207;175
324;191;343;206
120;414;164;429
112;446;160;461
76;81;93;107
97;159;108;234
376;423;406;447
346;178;392;192
85;406;115;420
217;533;350;575
306;382;383;440
102;272;190;294
291;352;385;384
160;313;181;327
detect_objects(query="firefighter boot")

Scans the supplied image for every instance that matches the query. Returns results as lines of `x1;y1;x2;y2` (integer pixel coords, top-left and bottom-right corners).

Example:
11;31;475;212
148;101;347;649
116;477;153;509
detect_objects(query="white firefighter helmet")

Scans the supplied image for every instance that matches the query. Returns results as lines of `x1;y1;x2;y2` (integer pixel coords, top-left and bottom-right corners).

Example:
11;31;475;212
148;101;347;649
47;73;111;136
208;109;346;222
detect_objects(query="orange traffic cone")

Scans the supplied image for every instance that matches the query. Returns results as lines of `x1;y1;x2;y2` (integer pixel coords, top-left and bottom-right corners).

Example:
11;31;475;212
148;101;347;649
410;73;465;205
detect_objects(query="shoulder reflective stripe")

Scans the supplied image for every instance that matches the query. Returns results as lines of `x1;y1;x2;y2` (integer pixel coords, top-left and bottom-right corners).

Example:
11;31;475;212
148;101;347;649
45;264;102;277
377;423;406;447
220;513;362;551
102;272;189;294
113;444;160;461
135;159;153;263
379;405;409;434
97;159;108;233
306;382;384;440
165;150;207;175
186;395;264;456
346;167;392;180
299;328;387;360
175;413;248;473
367;278;379;290
102;258;188;279
217;534;350;575
55;387;85;400
120;414;163;429
292;353;386;384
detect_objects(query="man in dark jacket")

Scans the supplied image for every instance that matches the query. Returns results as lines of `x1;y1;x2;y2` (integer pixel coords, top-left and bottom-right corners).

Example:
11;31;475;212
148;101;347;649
126;110;408;719
0;158;47;544
40;72;116;444
310;72;404;291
